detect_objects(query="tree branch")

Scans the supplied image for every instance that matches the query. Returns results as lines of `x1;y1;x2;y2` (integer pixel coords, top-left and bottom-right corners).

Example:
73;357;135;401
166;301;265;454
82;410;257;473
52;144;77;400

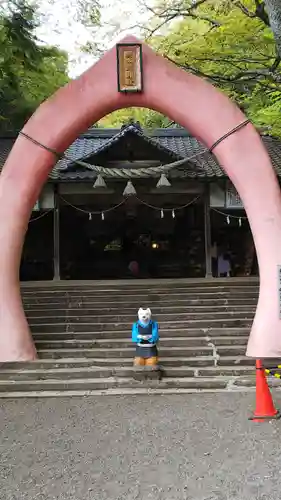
264;0;281;58
165;55;281;85
234;1;256;18
270;55;281;71
189;13;221;27
136;0;214;37
234;0;270;26
255;0;270;26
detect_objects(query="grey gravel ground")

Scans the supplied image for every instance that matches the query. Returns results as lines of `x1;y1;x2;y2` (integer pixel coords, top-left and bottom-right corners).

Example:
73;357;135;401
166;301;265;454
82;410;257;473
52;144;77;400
1;393;281;500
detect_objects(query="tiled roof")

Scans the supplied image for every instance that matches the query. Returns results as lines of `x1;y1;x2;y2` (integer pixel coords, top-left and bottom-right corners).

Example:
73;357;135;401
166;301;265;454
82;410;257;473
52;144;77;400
66;124;181;168
153;136;221;177
1;126;281;180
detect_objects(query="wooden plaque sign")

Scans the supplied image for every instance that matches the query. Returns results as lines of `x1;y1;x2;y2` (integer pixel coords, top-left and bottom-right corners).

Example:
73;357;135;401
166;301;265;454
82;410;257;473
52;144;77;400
116;43;143;93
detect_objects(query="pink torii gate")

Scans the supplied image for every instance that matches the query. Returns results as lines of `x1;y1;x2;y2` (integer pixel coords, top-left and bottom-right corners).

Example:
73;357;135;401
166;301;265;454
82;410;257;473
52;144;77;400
0;35;281;361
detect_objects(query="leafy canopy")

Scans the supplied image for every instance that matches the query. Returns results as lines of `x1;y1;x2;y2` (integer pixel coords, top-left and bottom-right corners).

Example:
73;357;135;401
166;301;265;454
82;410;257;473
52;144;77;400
98;1;281;135
0;0;69;133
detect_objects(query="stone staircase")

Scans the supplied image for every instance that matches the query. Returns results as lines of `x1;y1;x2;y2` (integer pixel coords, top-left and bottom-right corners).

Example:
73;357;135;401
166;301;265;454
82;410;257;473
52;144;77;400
0;279;263;397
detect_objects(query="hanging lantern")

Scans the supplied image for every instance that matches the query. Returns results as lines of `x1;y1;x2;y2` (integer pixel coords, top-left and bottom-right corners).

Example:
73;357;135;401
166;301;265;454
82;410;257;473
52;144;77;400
123;180;137;197
156;173;171;188
89;213;92;221
101;212;105;221
161;209;164;219
172;209;175;219
239;217;242;227
226;215;230;225
93;174;107;189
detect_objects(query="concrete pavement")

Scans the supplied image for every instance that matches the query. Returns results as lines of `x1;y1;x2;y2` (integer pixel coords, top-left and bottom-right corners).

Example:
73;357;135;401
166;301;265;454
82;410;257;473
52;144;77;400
0;393;280;500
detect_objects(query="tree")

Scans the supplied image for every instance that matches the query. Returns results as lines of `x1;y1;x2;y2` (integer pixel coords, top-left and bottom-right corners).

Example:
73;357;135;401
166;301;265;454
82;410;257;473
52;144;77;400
142;0;281;135
70;0;281;134
98;108;175;128
0;0;69;133
264;0;281;58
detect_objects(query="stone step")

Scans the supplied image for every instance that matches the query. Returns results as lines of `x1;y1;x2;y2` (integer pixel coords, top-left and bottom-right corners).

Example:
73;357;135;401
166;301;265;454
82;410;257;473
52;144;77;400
0;365;255;381
22;277;258;285
22;288;259;300
25;305;257;317
22;296;259;307
4;373;278;395
0;355;254;369
21;297;258;315
31;327;250;340
0;386;257;397
29;318;253;333
0;376;237;393
26;311;255;324
21;283;259;294
233;376;281;388
34;336;248;349
21;285;259;298
36;345;246;359
23;298;258;309
0;280;261;396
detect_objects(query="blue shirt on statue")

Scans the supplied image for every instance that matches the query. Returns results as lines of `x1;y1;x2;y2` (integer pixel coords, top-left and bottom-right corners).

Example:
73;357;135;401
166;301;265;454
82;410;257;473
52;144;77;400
131;320;159;345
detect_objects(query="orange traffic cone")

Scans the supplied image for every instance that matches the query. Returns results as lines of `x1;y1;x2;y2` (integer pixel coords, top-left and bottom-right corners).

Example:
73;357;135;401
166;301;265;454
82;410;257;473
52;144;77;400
250;359;280;421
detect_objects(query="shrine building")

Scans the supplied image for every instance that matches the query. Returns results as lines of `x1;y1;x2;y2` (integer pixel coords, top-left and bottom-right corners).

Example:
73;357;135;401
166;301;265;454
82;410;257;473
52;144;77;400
1;122;281;281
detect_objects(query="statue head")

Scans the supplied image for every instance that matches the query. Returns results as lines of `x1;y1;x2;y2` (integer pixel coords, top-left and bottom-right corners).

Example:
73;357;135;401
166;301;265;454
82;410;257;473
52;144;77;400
137;307;151;324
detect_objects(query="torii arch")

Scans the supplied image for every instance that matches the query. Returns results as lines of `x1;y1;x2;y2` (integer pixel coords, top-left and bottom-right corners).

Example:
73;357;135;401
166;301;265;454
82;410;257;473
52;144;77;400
1;35;281;361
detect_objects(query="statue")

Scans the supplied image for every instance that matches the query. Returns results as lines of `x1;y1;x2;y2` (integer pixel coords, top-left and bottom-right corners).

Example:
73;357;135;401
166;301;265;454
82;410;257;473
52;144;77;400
131;307;160;379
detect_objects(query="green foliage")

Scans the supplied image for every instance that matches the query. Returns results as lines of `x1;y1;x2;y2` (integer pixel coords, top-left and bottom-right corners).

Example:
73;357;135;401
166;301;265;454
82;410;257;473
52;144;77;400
98;108;175;128
0;0;69;133
244;87;281;136
74;0;101;27
96;0;281;136
147;0;281;135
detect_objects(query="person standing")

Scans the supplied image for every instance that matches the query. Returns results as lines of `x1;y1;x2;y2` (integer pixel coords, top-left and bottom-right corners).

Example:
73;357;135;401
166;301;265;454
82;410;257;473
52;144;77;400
218;251;231;277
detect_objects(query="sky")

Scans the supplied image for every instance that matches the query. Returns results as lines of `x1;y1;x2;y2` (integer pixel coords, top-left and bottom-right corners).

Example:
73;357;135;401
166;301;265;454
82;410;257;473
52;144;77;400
37;0;148;77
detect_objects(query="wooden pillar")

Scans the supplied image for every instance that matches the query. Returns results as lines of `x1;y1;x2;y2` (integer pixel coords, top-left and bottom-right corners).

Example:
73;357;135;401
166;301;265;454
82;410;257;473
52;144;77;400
53;185;60;280
204;183;212;278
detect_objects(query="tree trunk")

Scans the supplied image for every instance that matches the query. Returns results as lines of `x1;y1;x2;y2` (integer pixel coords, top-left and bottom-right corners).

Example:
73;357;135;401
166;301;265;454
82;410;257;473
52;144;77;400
264;0;281;58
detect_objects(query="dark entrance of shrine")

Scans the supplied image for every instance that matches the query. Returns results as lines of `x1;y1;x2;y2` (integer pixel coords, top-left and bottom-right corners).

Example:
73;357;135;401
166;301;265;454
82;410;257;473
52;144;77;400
59;196;206;280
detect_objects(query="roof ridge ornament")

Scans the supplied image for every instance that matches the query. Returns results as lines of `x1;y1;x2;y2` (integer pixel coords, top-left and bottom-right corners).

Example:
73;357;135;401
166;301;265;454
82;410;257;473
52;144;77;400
121;120;142;132
123;180;137;197
156;173;171;188
93;174;107;189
